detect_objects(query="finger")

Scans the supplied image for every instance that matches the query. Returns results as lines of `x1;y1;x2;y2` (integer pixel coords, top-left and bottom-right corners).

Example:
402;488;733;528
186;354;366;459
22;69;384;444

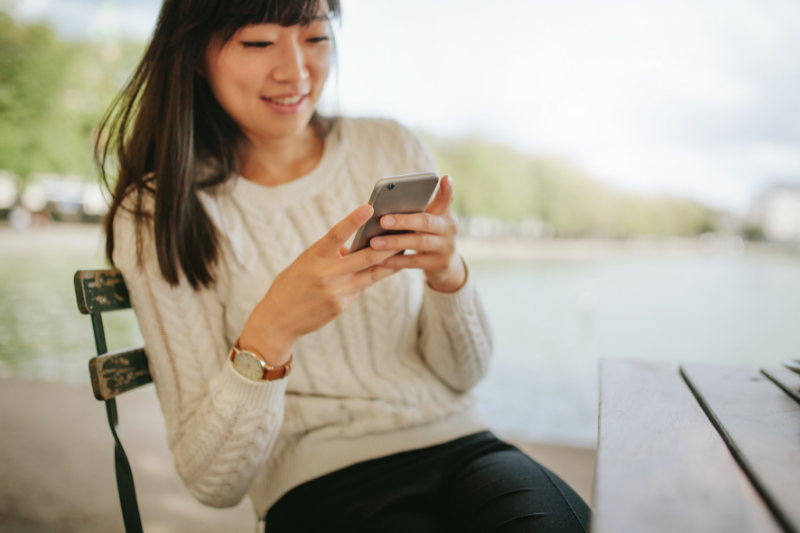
425;175;455;215
380;212;451;235
347;264;399;292
317;205;373;256
370;233;449;253
339;245;350;257
338;246;397;273
379;252;445;271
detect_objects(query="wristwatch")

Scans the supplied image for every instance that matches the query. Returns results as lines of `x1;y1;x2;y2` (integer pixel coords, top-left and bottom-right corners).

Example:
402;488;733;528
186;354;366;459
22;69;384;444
229;340;292;382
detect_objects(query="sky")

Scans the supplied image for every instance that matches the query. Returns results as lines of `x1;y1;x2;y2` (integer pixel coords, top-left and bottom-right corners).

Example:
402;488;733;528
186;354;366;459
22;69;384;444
10;0;800;213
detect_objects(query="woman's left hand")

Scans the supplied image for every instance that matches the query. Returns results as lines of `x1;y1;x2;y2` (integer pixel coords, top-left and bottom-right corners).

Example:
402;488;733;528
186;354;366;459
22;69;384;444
369;174;467;293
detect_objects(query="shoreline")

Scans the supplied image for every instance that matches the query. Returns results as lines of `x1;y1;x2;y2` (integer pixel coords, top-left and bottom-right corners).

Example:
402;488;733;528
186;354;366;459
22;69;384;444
2;222;798;260
459;235;800;260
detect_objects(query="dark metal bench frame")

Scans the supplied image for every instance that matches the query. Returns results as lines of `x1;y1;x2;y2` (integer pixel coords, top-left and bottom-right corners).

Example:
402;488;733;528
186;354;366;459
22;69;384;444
74;269;151;533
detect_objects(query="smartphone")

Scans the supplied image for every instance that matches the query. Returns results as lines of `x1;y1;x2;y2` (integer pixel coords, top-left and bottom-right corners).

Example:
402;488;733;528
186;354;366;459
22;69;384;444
349;172;440;254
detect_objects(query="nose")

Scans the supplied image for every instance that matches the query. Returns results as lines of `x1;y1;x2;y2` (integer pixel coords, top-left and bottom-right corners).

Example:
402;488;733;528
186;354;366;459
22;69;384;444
272;38;309;84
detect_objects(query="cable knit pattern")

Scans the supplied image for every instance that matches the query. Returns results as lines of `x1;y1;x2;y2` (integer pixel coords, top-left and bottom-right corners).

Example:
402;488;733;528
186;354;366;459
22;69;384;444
112;117;494;518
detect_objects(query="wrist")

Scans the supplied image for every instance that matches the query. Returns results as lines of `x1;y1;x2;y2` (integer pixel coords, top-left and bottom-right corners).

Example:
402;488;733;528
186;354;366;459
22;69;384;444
238;333;293;367
240;311;296;367
229;340;293;381
426;254;467;293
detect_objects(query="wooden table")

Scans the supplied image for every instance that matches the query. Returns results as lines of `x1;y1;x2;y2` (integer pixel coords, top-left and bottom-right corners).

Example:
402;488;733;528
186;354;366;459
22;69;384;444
592;360;800;533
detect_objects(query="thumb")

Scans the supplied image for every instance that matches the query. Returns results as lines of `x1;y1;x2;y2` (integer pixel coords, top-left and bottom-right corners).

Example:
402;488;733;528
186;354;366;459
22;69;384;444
425;175;455;215
317;204;373;256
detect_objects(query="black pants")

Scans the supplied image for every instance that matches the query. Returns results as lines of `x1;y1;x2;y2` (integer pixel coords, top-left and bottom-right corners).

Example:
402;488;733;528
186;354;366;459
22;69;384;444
265;431;590;533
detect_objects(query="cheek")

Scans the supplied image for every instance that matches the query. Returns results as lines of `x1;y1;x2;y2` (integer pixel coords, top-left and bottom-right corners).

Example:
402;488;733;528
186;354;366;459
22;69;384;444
308;49;333;93
206;52;265;118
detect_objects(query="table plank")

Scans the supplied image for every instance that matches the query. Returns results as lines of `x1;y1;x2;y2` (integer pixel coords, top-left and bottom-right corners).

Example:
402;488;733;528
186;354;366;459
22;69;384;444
682;364;800;533
762;367;800;406
592;359;780;533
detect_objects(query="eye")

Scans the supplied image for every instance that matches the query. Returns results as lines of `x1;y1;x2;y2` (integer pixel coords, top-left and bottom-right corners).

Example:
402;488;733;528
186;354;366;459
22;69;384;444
242;41;273;48
307;35;330;43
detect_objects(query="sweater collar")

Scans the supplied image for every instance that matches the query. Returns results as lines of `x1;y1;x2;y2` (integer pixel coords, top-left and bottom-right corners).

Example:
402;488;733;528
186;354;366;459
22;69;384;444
198;120;345;272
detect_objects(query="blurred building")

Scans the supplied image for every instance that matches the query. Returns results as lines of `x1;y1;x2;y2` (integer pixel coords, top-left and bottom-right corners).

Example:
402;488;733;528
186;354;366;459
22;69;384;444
10;174;109;228
749;184;800;242
0;171;19;216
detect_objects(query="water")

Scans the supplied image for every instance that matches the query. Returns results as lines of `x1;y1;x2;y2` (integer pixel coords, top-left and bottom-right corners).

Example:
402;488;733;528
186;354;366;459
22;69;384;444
470;251;800;446
3;226;800;447
0;228;144;383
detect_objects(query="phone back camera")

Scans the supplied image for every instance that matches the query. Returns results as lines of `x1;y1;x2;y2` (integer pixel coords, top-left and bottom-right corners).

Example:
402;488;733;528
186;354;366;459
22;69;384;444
388;183;395;190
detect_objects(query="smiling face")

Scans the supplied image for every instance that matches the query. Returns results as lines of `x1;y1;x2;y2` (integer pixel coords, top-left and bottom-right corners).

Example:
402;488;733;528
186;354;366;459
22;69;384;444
203;5;333;143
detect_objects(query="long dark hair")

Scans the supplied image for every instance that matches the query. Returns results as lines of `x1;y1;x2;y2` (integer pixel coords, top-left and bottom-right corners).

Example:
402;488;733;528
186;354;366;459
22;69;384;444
97;0;340;289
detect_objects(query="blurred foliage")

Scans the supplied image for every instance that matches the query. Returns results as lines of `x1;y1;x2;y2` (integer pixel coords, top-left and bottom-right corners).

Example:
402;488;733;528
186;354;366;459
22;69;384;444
0;10;142;183
425;135;719;237
741;224;764;241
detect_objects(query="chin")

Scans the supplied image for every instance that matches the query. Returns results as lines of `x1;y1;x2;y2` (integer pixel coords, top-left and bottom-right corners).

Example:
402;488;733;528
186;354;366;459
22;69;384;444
263;114;317;139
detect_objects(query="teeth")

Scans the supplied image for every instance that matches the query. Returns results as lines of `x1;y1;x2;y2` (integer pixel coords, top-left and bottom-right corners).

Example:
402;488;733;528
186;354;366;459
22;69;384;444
268;95;303;105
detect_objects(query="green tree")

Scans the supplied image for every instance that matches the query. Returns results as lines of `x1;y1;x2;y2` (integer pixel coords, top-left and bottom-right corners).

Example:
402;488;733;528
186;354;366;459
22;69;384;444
0;11;73;178
0;10;142;183
423;133;719;237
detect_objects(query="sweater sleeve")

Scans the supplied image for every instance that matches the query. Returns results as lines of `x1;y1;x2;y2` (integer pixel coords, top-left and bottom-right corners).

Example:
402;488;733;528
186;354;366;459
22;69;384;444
386;121;495;391
112;204;287;508
418;260;494;392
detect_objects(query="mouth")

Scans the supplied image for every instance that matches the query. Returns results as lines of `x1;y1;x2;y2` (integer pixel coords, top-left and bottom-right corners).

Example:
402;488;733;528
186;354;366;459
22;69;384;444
263;94;307;106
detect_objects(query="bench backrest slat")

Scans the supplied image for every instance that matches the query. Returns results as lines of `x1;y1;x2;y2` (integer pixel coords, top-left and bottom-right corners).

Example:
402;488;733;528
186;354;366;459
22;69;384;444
89;347;152;401
74;269;131;315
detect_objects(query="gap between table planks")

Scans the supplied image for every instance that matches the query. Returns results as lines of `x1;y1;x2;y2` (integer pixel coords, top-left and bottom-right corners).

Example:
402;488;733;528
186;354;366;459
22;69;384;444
761;366;800;406
592;359;780;533
682;364;800;533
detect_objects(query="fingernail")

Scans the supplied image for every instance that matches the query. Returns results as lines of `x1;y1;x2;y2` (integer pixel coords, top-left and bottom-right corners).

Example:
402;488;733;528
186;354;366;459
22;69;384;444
382;216;396;228
371;237;386;249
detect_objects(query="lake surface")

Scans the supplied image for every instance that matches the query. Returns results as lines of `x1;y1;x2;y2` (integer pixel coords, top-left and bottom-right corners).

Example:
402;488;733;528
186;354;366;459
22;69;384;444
469;246;800;446
3;226;799;447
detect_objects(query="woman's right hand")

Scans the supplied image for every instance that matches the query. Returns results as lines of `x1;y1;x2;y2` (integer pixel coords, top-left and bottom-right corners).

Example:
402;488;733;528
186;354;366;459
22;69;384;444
238;205;398;366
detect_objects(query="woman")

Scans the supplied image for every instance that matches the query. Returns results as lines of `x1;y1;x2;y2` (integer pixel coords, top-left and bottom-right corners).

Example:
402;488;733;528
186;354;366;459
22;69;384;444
98;0;590;531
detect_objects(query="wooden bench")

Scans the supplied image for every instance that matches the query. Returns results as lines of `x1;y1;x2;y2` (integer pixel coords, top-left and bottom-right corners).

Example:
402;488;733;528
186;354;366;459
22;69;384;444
74;269;151;533
592;359;800;533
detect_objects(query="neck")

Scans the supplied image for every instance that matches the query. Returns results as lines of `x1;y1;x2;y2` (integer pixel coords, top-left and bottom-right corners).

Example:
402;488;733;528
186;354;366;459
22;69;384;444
239;124;324;187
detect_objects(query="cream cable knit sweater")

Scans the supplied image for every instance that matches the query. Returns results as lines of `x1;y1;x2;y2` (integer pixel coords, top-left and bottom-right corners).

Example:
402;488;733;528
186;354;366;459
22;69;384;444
112;117;494;519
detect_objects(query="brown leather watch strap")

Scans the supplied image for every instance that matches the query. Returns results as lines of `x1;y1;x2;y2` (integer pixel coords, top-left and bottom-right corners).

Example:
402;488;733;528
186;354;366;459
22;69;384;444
232;340;293;381
262;353;293;381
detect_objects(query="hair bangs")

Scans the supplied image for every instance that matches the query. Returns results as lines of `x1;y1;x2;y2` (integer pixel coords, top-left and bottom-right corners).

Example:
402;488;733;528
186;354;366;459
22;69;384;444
216;0;340;43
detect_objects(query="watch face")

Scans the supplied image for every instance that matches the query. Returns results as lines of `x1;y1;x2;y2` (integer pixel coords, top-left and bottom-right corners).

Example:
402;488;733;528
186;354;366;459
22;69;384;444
233;351;264;381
